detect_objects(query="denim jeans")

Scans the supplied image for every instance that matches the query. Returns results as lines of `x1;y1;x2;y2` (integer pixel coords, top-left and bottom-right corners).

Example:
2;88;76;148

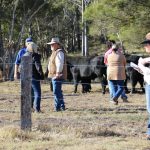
31;79;41;112
108;80;124;100
52;78;65;111
145;83;150;135
108;80;128;100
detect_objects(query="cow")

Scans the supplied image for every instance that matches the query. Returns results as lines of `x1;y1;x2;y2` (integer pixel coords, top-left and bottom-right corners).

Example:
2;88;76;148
68;56;92;93
90;55;107;94
67;55;107;94
125;54;144;93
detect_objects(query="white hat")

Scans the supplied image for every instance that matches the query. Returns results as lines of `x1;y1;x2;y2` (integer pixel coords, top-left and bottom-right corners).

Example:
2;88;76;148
47;37;60;45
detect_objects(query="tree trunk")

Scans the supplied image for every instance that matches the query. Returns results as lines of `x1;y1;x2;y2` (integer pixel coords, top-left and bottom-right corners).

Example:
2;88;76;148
0;20;4;57
76;7;81;51
9;0;19;43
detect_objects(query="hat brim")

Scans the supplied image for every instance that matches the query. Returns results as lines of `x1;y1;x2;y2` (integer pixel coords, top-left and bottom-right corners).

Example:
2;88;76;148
47;42;60;45
141;39;150;44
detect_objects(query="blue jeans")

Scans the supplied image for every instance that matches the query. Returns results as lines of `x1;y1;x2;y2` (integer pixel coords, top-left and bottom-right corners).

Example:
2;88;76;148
52;78;65;111
31;79;41;112
108;80;128;100
145;83;150;135
108;80;124;100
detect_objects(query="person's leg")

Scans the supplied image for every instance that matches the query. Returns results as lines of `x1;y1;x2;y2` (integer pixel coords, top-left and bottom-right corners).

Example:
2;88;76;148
145;84;150;137
58;80;65;110
32;79;41;112
108;80;118;98
121;89;128;102
108;80;113;100
52;79;65;111
112;80;124;101
147;115;150;139
108;80;118;104
31;88;34;109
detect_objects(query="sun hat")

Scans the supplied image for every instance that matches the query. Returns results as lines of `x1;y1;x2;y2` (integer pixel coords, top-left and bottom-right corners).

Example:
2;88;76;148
47;37;60;45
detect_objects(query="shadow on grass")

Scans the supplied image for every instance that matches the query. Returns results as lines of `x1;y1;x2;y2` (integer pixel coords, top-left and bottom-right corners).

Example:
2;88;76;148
79;128;124;138
68;106;146;114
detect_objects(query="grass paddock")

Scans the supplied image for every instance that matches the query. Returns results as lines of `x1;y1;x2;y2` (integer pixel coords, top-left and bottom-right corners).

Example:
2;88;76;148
0;81;150;150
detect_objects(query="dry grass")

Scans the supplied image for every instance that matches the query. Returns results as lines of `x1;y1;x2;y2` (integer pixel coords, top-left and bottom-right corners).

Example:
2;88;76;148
0;81;150;150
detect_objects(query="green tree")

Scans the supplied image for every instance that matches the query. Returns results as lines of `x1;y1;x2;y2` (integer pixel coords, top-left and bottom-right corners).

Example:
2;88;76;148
84;0;150;51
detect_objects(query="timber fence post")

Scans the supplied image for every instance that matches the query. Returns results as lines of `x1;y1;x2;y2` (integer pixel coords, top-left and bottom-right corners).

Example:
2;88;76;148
20;55;32;131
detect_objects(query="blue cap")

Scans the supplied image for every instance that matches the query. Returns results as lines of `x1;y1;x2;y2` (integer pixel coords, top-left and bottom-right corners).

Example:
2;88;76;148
25;37;32;43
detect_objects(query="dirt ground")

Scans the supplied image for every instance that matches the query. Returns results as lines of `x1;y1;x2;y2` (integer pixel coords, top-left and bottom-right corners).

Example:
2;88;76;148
0;81;150;150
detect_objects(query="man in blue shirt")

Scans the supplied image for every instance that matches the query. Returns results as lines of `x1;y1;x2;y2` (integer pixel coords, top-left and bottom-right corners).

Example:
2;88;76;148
14;37;32;79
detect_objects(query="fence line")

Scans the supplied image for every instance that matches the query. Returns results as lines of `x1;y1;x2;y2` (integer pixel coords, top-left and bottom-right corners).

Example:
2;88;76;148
0;62;133;68
0;81;146;131
0;79;144;89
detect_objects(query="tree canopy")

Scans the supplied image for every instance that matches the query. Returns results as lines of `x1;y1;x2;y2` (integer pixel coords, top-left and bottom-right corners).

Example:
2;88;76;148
0;0;150;58
84;0;150;50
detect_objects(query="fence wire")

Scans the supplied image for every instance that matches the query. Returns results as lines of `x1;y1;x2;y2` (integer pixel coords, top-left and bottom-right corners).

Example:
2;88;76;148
0;71;146;131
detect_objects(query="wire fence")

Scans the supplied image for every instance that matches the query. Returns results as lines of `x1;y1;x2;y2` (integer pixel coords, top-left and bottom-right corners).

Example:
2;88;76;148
0;78;147;136
0;58;146;130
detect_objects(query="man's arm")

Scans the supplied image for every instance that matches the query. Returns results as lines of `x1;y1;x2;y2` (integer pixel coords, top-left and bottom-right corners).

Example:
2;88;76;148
14;48;26;79
54;51;64;79
14;64;19;79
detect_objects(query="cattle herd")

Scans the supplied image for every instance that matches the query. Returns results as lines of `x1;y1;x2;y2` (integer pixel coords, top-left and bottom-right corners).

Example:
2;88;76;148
0;53;146;94
66;54;145;94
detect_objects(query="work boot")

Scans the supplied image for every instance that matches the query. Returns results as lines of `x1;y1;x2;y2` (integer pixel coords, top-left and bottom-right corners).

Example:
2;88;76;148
110;97;118;105
121;97;129;103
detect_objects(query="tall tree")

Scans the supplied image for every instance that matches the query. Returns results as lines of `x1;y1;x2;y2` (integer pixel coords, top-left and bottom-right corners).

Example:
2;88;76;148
84;0;150;50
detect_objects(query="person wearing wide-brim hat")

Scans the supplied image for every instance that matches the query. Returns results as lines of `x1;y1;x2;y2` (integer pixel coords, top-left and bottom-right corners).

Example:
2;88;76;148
138;36;150;140
47;37;67;111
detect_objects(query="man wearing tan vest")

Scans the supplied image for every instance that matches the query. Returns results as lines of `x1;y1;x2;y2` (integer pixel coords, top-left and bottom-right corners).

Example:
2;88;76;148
47;37;67;111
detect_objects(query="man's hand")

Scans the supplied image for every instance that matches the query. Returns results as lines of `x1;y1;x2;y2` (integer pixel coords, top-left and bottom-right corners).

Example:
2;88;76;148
14;72;20;80
53;72;63;79
14;65;20;80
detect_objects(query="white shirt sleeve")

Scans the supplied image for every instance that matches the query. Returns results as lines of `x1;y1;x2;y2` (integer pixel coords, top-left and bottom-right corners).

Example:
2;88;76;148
142;57;150;63
138;57;150;84
55;51;64;73
138;57;150;74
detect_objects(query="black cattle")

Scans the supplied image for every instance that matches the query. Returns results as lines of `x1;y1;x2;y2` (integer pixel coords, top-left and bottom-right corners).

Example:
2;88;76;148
70;66;92;93
68;56;92;93
90;55;107;94
125;54;144;93
67;55;107;94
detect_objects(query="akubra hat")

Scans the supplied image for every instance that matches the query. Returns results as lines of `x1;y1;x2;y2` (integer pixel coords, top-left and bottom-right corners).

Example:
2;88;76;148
47;37;60;45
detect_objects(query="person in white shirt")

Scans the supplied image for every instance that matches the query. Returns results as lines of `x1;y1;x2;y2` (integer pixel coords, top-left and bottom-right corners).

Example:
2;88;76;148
138;37;150;140
47;37;67;111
